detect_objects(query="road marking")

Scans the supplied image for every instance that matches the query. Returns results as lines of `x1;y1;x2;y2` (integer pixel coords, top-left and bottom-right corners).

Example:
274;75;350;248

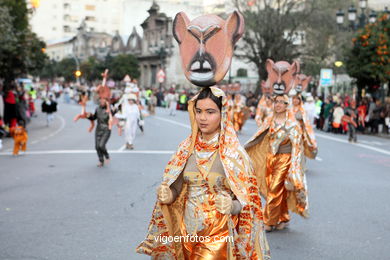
316;133;390;156
30;115;66;144
117;145;126;151
315;156;323;162
153;116;390;157
0;150;175;156
359;140;383;146
154;116;190;129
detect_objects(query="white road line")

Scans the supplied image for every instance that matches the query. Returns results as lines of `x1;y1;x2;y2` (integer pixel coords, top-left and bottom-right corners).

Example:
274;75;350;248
154;116;191;129
315;157;323;162
117;145;126;152
0;150;175;156
359;140;383;146
30;115;66;144
316;133;390;156
153;117;390;157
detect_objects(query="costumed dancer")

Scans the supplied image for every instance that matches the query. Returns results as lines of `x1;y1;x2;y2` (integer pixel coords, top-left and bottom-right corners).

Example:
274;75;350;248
76;70;114;167
115;94;140;150
137;11;270;259
289;74;318;170
245;59;309;232
10;120;28;156
41;94;58;127
86;97;113;167
255;81;273;127
232;93;250;133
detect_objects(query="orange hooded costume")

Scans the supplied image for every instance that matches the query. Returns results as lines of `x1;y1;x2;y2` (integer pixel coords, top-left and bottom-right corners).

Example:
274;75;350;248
136;87;270;259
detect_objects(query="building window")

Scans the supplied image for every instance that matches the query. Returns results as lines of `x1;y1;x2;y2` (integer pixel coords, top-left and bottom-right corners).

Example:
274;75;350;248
63;15;70;21
63;26;71;33
90;27;94;31
64;3;70;9
236;68;248;77
52;27;57;31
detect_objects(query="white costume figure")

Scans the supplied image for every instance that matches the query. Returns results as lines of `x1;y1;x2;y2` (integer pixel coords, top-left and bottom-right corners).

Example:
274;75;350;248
165;91;178;116
304;95;316;126
116;94;140;150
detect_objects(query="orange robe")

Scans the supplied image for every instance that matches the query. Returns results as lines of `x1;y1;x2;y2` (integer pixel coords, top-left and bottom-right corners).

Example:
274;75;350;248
245;111;309;221
11;126;28;155
255;96;273;127
291;104;318;159
136;87;270;259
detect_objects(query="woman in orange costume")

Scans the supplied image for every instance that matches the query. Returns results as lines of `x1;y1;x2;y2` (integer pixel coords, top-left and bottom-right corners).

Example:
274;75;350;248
255;81;273;127
289;74;317;160
136;87;270;259
245;94;309;232
11;122;28;155
232;94;249;132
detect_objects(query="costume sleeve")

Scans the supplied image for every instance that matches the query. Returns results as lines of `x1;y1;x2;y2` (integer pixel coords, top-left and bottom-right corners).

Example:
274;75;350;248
87;109;98;121
287;126;303;190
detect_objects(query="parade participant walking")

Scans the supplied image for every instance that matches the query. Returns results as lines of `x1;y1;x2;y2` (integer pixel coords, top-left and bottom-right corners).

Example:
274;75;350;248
232;93;250;132
255;81;273;127
115;94;140;150
137;11;270;259
245;59;308;232
41;95;57;127
86;98;112;167
10;121;28;156
290;74;318;160
165;89;178;116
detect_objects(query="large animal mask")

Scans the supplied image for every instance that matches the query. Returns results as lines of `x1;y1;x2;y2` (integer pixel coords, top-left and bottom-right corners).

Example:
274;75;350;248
294;74;311;93
265;59;299;95
173;11;245;87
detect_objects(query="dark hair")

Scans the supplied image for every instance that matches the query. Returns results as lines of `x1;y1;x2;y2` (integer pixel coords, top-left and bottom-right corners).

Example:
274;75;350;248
194;87;222;111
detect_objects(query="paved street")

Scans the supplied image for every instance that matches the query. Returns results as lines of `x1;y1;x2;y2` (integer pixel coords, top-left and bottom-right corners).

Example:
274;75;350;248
1;100;390;260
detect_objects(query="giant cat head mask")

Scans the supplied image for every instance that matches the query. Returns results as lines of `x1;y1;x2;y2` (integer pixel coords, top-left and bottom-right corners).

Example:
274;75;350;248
173;11;245;87
265;59;299;95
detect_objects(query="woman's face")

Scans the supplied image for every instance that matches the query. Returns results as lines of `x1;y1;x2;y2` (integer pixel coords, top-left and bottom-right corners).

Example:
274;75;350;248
195;98;221;136
274;96;288;114
292;96;301;106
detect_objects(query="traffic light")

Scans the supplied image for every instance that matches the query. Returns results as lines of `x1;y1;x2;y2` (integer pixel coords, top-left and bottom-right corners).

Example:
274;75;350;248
75;70;82;77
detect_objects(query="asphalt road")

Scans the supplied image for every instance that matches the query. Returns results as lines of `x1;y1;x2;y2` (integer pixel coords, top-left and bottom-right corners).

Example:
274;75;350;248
1;99;389;260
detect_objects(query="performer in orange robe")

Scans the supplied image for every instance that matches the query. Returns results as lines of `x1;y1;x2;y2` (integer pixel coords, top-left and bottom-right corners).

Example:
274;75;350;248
137;87;270;259
245;59;308;232
11;123;28;155
290;74;318;160
137;10;270;259
255;81;273;127
232;94;250;132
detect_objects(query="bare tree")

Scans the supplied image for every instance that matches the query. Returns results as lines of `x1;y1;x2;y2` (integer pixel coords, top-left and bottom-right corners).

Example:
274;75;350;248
234;0;346;94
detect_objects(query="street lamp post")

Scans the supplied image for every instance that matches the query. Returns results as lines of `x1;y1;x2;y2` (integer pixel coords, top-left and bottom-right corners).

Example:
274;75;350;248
335;0;387;31
156;40;168;91
70;53;81;85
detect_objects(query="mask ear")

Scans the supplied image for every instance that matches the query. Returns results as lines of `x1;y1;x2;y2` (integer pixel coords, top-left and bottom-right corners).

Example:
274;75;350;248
291;60;299;75
303;76;311;91
225;11;245;45
266;59;274;74
173;12;190;45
